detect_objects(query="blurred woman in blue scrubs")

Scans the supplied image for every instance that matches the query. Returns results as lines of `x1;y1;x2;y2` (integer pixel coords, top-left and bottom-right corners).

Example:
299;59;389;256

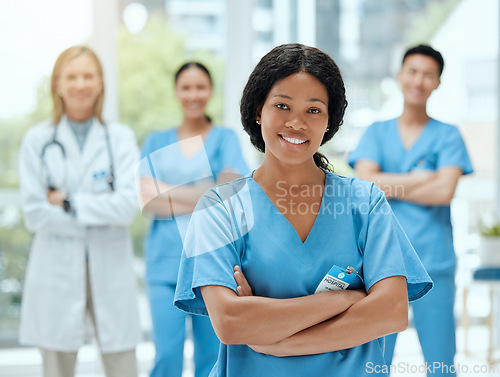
349;45;473;376
173;44;433;377
139;62;249;377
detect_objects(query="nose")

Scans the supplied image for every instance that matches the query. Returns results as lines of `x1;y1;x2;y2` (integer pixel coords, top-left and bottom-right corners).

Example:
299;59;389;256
286;113;307;130
75;76;86;88
413;73;425;86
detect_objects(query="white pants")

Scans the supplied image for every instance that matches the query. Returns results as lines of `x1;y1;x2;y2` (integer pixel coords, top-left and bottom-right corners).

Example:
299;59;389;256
39;263;138;377
39;348;137;377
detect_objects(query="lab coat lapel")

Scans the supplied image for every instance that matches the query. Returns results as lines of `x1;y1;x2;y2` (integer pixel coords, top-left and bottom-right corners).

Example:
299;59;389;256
56;117;85;192
81;119;108;186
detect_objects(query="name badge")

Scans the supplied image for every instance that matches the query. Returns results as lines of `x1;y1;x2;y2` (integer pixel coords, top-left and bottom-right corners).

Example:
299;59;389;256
315;265;358;293
92;170;110;193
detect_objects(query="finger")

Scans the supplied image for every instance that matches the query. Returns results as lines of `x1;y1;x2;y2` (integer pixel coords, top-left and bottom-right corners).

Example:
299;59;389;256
234;271;252;296
233;267;253;296
236;285;245;297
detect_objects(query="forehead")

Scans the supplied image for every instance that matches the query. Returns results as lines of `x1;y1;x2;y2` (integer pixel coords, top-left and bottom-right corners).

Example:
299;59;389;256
268;72;328;99
62;54;99;73
176;67;211;84
402;54;440;74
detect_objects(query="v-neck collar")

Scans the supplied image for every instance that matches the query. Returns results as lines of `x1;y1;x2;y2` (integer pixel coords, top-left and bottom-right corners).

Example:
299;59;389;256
395;117;433;152
248;171;330;245
174;126;215;161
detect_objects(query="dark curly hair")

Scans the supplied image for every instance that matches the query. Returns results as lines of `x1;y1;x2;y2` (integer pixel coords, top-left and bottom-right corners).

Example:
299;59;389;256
240;43;347;171
402;44;444;76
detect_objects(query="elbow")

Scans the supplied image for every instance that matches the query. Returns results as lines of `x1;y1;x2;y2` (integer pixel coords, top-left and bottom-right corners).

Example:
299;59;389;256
432;192;453;206
211;312;243;345
440;191;454;205
390;301;409;333
394;311;409;333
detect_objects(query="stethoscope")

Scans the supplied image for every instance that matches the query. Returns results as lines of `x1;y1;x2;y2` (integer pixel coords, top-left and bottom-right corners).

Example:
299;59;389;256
40;119;115;191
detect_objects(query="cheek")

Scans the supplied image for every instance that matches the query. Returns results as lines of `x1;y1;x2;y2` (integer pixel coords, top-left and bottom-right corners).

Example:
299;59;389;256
176;91;189;104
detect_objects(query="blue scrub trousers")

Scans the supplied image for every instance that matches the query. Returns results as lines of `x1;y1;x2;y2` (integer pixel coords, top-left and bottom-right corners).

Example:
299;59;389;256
148;283;219;377
384;274;456;376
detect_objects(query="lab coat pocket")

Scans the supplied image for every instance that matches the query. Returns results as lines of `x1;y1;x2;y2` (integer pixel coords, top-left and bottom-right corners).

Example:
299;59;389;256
91;170;111;193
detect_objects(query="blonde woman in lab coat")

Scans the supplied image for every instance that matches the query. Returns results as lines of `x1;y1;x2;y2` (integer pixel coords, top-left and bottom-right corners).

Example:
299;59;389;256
18;45;141;377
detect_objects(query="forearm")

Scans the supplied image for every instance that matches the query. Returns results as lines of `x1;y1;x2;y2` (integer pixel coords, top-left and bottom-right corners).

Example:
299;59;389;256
400;178;455;205
73;190;138;226
201;286;360;346
255;277;408;356
141;177;212;216
358;171;428;198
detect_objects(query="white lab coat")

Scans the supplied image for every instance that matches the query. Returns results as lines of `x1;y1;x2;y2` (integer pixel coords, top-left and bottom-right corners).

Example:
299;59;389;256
18;116;141;353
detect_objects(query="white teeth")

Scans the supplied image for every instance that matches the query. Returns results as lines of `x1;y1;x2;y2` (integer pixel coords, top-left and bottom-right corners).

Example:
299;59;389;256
282;135;306;145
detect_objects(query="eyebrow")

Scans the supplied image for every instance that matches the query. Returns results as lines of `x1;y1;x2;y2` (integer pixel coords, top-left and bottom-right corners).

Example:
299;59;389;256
273;94;327;105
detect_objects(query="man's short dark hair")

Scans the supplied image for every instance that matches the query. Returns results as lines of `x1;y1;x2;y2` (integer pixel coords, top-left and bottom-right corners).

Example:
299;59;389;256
402;44;444;76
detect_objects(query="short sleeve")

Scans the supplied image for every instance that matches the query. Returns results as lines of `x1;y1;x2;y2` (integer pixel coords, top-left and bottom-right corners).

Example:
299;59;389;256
216;130;249;176
362;186;433;302
436;126;473;175
174;189;245;315
138;132;157;178
347;123;382;168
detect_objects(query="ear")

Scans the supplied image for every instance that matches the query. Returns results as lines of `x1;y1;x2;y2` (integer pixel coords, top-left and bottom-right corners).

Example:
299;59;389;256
396;70;402;83
255;106;262;123
433;78;441;91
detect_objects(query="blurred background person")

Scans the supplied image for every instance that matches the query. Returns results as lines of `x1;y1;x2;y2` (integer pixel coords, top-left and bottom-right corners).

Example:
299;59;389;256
139;62;249;377
18;45;141;377
348;45;473;376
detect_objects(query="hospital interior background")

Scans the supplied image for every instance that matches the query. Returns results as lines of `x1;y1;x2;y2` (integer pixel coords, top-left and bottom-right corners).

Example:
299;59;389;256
0;0;499;375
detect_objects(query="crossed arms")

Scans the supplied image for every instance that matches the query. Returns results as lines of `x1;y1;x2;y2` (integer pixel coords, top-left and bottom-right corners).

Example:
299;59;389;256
354;160;462;206
200;266;408;357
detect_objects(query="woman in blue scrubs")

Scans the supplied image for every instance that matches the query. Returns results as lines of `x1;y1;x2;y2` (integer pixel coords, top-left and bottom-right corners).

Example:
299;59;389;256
173;44;433;377
349;45;473;376
139;62;249;377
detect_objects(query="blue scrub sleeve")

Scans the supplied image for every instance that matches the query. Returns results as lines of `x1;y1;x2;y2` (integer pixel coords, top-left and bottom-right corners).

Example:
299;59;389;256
436;127;473;175
217;130;249;176
138;132;158;178
362;186;433;302
347;123;382;168
174;189;243;316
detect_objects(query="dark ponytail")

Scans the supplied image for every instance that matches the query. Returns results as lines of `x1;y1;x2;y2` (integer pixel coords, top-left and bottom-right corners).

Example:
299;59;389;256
313;152;333;172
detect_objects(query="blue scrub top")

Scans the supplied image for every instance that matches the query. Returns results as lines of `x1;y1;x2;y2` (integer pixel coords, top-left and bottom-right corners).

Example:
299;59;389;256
140;126;249;283
174;172;432;377
348;118;473;275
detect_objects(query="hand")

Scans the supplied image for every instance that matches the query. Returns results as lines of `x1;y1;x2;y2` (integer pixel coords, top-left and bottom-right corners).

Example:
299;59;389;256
347;289;367;306
233;265;253;297
47;189;66;207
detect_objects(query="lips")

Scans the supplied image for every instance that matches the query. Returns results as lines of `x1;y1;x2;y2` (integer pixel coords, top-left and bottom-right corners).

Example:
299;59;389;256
279;134;309;149
281;135;306;144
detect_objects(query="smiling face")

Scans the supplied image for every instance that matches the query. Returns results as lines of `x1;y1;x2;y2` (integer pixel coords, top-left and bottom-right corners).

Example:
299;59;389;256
175;67;213;121
398;54;441;107
257;72;329;167
56;54;103;121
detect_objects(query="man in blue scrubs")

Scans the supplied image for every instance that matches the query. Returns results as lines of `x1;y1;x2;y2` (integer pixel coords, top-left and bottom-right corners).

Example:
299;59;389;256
349;45;473;376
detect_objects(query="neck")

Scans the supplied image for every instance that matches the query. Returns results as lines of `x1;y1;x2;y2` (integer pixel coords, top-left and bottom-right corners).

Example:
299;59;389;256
399;102;430;128
65;108;94;122
254;156;324;189
179;116;211;135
